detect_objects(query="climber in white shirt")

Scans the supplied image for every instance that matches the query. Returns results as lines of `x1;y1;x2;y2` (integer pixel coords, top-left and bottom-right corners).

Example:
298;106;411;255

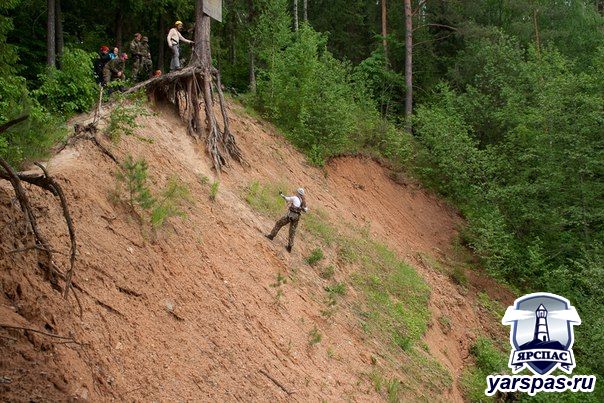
266;188;308;252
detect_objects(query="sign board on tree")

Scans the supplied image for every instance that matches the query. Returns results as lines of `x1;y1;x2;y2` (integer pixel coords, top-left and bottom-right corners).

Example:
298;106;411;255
203;0;222;22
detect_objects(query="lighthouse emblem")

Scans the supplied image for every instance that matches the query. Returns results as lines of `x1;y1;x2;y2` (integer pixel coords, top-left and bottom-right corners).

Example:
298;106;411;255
534;304;549;342
502;293;581;375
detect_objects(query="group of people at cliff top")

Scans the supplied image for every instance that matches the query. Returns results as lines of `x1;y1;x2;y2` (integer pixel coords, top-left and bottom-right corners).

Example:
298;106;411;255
95;22;308;252
94;21;194;87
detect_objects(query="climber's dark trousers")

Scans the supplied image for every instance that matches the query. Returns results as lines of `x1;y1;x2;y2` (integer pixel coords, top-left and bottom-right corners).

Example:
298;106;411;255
269;213;299;248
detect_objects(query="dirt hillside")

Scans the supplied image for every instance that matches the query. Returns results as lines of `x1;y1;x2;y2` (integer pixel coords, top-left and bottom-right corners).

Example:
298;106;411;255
0;99;512;402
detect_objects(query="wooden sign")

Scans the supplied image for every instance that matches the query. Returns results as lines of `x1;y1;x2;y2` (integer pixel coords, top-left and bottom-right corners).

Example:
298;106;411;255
203;0;223;22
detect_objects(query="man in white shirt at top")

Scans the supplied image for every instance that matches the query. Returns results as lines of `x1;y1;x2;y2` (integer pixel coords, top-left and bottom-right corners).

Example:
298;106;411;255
167;21;194;71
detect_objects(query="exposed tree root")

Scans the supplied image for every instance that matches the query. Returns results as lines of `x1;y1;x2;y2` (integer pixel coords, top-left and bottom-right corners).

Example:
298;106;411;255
0;116;78;298
138;66;242;173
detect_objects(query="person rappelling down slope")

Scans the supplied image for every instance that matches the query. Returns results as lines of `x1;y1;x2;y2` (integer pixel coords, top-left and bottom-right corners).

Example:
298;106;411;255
266;188;308;253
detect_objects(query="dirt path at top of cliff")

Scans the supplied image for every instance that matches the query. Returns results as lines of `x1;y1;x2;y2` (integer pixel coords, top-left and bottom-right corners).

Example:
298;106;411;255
0;100;513;402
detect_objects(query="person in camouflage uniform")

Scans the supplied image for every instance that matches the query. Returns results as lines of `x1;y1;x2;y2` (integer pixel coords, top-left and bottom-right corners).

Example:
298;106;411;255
103;53;128;85
266;188;308;252
137;36;153;80
130;33;144;81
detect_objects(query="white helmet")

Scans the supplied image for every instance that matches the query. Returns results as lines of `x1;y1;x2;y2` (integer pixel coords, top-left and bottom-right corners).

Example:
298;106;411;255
297;187;305;196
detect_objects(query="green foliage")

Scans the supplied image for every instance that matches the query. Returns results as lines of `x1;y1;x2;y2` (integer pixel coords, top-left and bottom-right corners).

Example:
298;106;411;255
0;0;19;77
304;208;336;245
114;155;155;212
113;155;188;232
386;378;401;403
245;180;286;215
209;181;220;201
305;248;324;266
34;48;98;115
351;235;431;351
0;75;65;167
106;95;151;143
256;25;364;165
150;178;190;229
325;282;346;297
450;265;468;288
319;265;335;280
461;337;507;402
308;326;322;346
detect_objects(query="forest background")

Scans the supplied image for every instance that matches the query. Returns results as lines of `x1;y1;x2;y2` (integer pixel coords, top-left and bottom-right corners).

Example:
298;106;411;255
1;1;603;400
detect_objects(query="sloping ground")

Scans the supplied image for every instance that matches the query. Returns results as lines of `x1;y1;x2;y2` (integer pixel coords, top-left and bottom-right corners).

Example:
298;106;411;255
0;100;512;402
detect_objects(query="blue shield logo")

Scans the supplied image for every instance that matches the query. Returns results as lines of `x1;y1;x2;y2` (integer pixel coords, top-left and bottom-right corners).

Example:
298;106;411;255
502;293;581;376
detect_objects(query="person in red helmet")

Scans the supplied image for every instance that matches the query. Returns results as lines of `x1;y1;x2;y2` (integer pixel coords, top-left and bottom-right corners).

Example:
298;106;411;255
94;45;112;84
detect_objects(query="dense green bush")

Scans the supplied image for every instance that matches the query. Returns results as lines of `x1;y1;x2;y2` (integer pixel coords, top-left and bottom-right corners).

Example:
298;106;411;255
256;26;360;164
415;37;604;388
0;74;64;167
34;48;98;115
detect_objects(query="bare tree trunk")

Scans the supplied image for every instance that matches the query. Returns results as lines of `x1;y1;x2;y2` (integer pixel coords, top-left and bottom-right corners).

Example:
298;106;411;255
158;16;165;72
115;9;123;49
404;0;412;132
55;0;63;65
47;0;56;67
303;0;308;22
247;0;256;93
248;49;256;93
381;0;388;64
192;1;211;67
533;7;541;57
293;0;299;31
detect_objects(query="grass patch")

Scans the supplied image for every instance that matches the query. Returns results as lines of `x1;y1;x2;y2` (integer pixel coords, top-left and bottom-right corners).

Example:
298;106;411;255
409;347;453;394
349;235;431;351
368;369;385;393
245;180;290;216
386;378;401;402
450;265;468;287
304;208;336;245
477;292;505;319
306;248;324;266
325;282;346;297
209;181;219;201
438;315;452;334
460;337;507;402
308;326;322;346
319;265;335;280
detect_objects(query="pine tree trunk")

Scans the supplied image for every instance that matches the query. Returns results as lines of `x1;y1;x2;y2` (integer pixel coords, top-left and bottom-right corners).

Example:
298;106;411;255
404;0;412;132
115;10;123;49
247;0;256;93
249;49;256;93
293;0;299;31
47;0;56;67
192;1;211;67
55;0;63;64
381;0;388;64
533;8;541;57
158;16;165;72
